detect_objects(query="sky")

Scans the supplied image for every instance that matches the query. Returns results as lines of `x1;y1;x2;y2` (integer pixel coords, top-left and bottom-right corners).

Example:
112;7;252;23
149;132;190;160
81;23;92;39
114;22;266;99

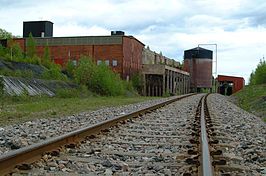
1;0;266;82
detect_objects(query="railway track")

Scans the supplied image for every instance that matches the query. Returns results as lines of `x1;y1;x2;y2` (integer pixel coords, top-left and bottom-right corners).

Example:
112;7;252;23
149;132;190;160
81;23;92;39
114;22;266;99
0;93;260;175
0;94;194;175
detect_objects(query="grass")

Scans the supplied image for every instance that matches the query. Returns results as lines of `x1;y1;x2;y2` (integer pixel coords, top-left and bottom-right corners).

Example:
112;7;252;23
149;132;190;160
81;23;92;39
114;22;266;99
233;84;266;122
0;96;158;126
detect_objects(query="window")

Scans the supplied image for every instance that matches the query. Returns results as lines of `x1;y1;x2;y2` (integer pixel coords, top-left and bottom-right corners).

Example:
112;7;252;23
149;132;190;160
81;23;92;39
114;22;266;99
97;60;102;65
112;60;118;67
105;60;110;66
72;60;77;66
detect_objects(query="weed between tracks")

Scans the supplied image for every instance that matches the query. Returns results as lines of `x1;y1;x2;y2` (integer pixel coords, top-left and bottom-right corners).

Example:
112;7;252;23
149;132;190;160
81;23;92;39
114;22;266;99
0;95;158;126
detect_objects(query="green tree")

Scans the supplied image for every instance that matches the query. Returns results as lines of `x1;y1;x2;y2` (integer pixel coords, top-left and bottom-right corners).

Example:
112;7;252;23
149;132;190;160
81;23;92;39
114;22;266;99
26;33;36;58
42;45;52;68
0;28;12;39
249;71;255;85
249;58;266;85
10;42;24;60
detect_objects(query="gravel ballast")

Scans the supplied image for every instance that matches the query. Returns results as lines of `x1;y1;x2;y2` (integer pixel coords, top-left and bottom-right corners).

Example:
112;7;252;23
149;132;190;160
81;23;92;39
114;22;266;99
208;94;266;175
0;96;180;155
2;93;265;175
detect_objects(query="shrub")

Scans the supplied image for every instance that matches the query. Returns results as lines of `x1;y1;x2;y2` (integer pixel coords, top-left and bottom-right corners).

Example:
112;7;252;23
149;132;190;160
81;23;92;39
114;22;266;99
131;72;143;93
10;43;24;60
74;56;126;96
0;45;6;57
41;64;67;81
74;57;96;85
88;63;125;96
65;60;76;78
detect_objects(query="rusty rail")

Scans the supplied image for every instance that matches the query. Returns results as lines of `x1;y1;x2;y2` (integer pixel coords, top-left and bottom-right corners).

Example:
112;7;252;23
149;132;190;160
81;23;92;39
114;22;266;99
0;93;195;175
184;94;218;176
200;94;214;176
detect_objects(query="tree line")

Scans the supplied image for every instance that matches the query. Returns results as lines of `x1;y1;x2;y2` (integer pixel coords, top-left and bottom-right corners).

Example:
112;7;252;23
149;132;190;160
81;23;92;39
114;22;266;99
249;58;266;85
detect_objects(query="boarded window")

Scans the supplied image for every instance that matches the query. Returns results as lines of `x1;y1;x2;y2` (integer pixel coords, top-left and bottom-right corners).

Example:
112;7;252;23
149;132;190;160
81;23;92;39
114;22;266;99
105;60;110;66
97;60;102;65
112;60;118;66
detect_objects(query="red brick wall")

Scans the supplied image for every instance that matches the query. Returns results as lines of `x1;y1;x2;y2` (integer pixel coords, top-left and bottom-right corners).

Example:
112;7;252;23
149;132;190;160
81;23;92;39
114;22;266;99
122;36;144;79
93;45;123;75
35;45;94;65
12;37;144;80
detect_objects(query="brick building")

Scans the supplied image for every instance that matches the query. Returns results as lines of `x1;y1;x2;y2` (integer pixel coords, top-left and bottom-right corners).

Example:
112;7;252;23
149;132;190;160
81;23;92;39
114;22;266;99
13;33;144;79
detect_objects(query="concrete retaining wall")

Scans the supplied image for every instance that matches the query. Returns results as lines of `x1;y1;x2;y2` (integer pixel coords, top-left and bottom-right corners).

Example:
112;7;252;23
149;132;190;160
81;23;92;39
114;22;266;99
0;76;77;97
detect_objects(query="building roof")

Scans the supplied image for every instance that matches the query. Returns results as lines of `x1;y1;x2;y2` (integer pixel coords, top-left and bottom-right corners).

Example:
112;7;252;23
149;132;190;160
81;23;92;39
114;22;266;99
23;20;54;24
184;46;213;59
218;75;244;80
185;47;212;52
14;35;145;46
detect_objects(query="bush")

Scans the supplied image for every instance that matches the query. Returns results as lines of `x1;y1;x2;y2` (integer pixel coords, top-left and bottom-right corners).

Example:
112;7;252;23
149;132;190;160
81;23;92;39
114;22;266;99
131;72;143;93
0;45;6;57
249;59;266;85
65;60;76;78
41;64;67;81
74;57;95;85
74;56;126;96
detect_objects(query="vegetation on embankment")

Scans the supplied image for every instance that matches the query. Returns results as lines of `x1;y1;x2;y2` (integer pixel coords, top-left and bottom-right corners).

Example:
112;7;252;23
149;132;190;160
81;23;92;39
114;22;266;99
0;92;157;126
0;28;149;126
233;84;266;122
233;58;266;122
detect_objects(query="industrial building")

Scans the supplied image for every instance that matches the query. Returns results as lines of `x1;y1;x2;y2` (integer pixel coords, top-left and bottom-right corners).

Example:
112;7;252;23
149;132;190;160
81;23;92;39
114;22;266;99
1;20;193;96
12;21;144;80
142;64;190;96
183;47;213;92
217;75;245;95
142;47;189;96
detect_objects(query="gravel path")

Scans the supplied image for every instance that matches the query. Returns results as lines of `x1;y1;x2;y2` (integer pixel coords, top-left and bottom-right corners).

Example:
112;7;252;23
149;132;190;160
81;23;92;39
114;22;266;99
0;96;180;155
208;93;266;175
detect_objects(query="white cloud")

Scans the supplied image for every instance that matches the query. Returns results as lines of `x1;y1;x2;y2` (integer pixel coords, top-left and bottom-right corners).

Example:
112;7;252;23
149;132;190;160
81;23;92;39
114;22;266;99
54;24;110;36
1;0;266;82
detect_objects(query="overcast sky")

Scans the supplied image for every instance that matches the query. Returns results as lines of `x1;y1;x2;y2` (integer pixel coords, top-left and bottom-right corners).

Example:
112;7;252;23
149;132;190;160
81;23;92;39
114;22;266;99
1;0;266;82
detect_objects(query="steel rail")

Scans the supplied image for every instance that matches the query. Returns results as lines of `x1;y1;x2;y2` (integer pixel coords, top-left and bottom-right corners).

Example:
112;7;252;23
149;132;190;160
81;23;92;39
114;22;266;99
200;94;214;176
0;93;195;175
